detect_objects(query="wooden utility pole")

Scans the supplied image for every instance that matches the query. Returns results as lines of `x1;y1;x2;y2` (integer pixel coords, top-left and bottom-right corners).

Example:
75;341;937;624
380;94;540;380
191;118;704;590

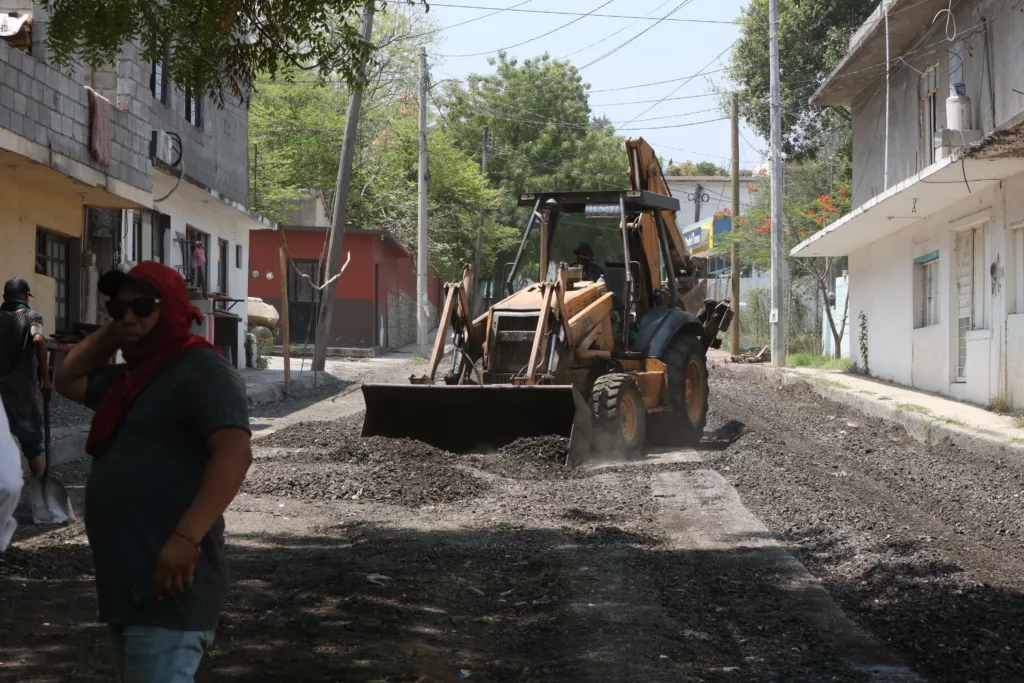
730;93;741;356
312;4;375;371
279;245;291;393
417;47;429;357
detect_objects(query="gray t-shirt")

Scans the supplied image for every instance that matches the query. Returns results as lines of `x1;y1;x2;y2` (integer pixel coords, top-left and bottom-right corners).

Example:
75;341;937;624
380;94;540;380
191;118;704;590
0;307;44;407
84;347;250;630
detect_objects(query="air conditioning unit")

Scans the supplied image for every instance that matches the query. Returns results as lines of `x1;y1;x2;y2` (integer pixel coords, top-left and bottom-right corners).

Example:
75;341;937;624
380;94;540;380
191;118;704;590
149;130;179;166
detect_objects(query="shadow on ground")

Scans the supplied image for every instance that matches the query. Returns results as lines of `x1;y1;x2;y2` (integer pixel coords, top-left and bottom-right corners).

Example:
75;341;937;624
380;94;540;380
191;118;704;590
3;519;1024;682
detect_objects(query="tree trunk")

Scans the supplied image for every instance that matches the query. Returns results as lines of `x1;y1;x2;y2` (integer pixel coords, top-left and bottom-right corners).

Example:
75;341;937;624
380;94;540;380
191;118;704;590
820;280;849;360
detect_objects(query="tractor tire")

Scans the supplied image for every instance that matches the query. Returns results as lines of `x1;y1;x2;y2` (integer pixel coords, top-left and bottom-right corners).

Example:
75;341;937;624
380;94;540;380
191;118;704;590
649;333;709;447
590;373;647;459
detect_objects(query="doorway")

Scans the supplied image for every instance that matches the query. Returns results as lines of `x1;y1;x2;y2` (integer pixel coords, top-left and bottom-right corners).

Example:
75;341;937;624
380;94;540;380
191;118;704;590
288;259;320;344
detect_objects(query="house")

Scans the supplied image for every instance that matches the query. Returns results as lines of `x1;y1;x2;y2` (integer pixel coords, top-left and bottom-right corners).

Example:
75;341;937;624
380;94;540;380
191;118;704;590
791;0;1024;406
0;3;268;368
248;193;442;352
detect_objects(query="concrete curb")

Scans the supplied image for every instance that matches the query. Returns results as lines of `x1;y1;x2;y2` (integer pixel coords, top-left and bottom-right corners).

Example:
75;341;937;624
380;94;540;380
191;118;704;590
245;371;342;407
715;362;1024;459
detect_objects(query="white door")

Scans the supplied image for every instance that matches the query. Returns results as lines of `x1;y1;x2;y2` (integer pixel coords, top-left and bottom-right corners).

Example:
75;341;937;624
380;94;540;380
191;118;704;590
954;230;973;382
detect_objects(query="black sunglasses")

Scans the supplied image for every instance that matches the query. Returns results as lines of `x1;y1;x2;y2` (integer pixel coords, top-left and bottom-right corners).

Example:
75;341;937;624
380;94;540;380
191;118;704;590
105;297;161;319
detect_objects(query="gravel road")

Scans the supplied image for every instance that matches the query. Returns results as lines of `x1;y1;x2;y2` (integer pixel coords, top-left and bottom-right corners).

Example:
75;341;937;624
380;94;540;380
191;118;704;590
4;360;1023;681
712;367;1024;683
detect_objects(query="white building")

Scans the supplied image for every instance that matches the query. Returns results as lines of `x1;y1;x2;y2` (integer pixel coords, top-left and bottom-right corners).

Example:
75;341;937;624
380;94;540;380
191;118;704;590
792;0;1024;406
665;175;757;224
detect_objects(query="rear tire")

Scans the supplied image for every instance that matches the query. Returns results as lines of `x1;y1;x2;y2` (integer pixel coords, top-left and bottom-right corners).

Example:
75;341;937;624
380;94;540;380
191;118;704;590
590;373;646;459
649;333;708;447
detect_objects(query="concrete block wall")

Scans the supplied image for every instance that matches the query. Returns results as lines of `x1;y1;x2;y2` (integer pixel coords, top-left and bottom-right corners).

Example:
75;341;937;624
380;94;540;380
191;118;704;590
0;38;150;192
148;63;250;207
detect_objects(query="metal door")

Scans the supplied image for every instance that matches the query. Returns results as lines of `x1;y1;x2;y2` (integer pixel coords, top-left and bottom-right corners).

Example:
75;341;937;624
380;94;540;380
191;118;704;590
288;259;320;344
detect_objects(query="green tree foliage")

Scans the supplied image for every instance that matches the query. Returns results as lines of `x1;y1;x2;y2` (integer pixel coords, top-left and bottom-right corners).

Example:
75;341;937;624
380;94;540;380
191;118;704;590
727;0;875;159
438;53;632;278
665;160;730;177
39;0;392;103
249;10;505;280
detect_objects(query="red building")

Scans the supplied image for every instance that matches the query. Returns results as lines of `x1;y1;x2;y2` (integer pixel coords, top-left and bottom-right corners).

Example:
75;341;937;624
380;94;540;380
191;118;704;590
249;223;442;351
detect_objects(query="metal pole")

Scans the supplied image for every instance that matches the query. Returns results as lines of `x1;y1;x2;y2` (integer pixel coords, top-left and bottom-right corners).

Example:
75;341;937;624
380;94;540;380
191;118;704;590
417;47;429;358
769;0;785;366
618;194;632;345
731;92;741;356
279;245;291;392
883;0;890;191
312;4;374;371
471;126;489;314
693;182;703;223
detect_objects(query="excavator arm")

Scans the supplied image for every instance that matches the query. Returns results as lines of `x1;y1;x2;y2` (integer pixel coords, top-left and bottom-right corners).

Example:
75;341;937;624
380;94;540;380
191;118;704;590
626;137;695;281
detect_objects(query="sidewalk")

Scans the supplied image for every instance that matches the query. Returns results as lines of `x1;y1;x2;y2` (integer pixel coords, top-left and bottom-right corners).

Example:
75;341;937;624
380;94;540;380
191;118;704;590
715;357;1024;456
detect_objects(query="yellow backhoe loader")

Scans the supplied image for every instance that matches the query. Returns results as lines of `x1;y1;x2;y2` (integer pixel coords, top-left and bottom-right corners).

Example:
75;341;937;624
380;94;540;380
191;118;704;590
361;138;733;464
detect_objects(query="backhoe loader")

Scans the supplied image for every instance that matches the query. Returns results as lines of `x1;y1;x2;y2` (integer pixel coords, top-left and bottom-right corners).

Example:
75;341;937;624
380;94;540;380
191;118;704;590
362;138;732;465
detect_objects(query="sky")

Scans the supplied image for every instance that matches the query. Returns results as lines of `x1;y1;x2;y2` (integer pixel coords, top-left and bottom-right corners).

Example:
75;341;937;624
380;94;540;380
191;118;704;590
420;0;768;172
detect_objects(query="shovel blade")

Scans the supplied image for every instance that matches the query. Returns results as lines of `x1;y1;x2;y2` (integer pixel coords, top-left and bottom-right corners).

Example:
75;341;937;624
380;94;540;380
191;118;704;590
361;383;591;455
28;476;74;525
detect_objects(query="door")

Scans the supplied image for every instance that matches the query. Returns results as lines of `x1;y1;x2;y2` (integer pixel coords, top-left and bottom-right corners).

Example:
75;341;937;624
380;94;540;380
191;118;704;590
35;229;71;330
288;259;320;344
954;230;973;382
373;264;381;348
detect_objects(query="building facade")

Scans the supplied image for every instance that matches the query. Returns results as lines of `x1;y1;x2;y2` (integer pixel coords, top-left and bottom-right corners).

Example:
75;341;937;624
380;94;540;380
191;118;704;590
248;206;442;353
0;3;267;368
792;0;1024;406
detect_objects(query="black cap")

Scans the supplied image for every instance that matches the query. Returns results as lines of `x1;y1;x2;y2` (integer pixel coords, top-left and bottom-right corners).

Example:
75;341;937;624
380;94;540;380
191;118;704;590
573;241;594;257
3;278;32;299
98;270;159;298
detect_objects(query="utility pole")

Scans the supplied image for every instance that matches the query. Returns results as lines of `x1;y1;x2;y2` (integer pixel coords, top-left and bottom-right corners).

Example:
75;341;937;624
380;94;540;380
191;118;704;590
312;4;374;371
417;47;429;358
730;93;741;357
471;125;489;314
769;0;785;366
692;182;704;223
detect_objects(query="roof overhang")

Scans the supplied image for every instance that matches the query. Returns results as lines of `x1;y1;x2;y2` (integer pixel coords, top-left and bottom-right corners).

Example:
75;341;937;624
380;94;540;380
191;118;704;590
810;0;949;106
279;223;410;257
792;113;1024;257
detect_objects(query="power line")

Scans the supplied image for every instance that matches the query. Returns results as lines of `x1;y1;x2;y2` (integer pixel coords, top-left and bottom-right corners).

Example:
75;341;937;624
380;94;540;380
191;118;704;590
617;41;736;128
559;0;674;59
406;0;535;41
579;0;696;70
617;117;729;131
427;2;734;24
437;0;617;57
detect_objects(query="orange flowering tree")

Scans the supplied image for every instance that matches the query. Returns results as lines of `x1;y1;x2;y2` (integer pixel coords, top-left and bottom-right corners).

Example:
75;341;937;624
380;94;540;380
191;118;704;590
716;158;853;357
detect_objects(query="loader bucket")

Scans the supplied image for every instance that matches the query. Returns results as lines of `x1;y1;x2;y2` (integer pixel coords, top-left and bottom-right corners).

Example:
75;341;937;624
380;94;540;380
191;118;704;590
361;384;593;464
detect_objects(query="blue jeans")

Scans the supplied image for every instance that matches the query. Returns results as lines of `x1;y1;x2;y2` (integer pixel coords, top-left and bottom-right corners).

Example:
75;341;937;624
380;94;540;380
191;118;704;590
109;626;215;683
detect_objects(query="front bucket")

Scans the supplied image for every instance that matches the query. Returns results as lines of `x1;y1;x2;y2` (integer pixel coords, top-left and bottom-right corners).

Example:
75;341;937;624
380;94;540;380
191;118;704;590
361;384;591;455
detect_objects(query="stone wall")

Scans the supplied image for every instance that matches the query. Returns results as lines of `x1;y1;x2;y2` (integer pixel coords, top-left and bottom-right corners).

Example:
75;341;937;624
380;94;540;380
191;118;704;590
0;38;150;191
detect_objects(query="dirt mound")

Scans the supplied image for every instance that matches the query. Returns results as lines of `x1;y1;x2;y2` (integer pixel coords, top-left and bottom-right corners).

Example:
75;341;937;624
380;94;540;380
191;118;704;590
247;416;489;506
466;436;574;480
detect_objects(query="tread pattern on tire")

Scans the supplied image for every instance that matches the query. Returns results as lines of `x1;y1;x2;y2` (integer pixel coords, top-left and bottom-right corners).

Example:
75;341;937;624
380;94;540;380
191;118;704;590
655;332;708;446
590;373;645;456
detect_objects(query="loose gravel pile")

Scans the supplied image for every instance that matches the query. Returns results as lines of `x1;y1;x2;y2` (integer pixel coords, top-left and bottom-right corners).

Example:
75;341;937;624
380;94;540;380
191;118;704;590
247;414;490;507
463;435;573;480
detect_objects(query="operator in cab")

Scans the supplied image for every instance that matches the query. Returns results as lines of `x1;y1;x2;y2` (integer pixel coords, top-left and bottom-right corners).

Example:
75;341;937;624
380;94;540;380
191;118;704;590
572;242;606;283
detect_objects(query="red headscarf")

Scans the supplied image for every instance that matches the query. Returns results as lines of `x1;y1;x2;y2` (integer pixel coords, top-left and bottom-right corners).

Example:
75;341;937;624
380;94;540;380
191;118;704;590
86;261;219;457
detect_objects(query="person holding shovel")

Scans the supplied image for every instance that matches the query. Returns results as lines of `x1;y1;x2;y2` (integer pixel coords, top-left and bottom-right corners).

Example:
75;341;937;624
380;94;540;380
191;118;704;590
0;277;50;479
56;261;252;682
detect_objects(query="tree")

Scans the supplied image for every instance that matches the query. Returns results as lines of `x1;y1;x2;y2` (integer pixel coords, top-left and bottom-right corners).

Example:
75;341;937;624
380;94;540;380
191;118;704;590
665;160;729;177
727;0;875;159
719;156;853;358
249;10;505;281
38;0;420;103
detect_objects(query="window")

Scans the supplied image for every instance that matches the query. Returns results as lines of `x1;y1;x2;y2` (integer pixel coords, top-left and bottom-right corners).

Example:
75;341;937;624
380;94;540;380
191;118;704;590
184;226;210;291
236;244;243;269
35;229;71;330
150;52;168;104
953;224;988;382
132;210;143;262
289;260;320;302
920;63;940;169
217;239;229;294
152;214;168;264
914;252;939;328
185;89;202;128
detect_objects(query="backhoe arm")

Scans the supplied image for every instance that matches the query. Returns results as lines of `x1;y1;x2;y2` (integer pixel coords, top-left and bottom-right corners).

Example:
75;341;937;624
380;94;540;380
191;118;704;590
626;137;694;279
